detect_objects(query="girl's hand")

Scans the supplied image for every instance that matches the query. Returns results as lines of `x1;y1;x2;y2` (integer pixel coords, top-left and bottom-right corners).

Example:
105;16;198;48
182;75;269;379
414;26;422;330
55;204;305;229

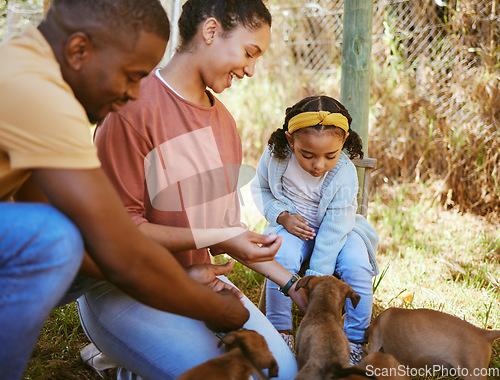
277;212;316;240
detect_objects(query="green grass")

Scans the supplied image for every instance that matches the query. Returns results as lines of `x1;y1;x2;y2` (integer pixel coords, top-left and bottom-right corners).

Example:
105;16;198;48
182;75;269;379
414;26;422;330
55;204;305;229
24;181;500;379
25;304;100;379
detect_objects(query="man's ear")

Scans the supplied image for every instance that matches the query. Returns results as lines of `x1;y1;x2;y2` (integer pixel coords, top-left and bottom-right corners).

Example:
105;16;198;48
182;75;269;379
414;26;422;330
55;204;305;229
65;32;91;71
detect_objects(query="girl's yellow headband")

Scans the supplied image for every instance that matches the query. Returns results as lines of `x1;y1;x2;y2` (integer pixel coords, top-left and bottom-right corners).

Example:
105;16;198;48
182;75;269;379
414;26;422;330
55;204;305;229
288;111;349;134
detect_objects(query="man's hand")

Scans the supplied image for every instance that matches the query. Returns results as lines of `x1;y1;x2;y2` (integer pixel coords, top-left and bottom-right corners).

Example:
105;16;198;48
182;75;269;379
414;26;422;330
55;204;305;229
31;168;247;328
277;212;316;240
204;289;249;332
213;231;282;266
185;260;243;299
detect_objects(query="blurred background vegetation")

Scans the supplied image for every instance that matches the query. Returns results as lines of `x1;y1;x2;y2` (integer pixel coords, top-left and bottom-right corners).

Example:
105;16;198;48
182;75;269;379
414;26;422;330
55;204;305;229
2;0;498;216
218;0;499;219
1;0;498;378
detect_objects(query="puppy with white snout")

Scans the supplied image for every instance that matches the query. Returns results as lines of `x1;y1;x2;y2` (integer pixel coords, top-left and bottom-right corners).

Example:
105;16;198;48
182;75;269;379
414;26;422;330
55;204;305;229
366;308;500;380
294;275;361;380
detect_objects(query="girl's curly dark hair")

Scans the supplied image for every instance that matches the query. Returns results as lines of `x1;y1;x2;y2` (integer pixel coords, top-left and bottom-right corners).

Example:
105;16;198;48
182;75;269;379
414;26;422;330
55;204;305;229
268;95;364;160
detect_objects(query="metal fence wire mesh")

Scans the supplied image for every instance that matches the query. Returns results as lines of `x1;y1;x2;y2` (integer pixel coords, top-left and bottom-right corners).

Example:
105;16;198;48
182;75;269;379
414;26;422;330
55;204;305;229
267;0;498;126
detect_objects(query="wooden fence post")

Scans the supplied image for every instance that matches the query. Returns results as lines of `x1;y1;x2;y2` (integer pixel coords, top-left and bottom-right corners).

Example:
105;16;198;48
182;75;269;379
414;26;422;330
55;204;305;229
340;0;374;210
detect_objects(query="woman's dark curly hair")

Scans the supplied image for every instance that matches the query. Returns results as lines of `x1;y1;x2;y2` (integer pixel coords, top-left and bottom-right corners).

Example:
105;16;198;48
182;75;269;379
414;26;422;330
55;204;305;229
177;0;271;51
268;95;364;160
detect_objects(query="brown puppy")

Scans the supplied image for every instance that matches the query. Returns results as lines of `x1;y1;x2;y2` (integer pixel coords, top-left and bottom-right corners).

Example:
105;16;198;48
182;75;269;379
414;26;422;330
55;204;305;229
294;275;360;380
177;328;279;380
366;308;500;380
358;352;410;379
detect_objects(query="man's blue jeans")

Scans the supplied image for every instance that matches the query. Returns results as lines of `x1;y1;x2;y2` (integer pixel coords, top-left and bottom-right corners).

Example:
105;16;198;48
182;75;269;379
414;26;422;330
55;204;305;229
0;203;83;380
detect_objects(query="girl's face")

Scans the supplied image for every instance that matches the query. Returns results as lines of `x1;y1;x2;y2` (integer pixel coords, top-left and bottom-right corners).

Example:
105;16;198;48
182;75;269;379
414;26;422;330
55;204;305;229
286;129;348;177
203;23;271;93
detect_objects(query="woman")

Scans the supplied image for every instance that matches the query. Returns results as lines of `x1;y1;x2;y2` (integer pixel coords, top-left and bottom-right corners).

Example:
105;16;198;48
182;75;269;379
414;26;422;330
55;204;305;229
77;1;301;378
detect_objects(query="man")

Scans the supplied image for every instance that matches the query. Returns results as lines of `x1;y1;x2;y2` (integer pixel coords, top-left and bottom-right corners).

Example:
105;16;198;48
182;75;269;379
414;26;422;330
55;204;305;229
0;1;279;378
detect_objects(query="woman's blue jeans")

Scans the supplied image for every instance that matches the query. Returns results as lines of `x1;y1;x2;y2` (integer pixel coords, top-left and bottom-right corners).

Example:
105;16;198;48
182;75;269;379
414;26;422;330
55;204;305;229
77;276;298;380
266;229;374;343
0;203;84;380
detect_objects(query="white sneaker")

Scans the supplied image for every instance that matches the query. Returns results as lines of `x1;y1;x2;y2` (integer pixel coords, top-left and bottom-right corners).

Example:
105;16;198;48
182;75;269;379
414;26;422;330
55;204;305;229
348;341;366;366
279;332;296;356
80;343;118;379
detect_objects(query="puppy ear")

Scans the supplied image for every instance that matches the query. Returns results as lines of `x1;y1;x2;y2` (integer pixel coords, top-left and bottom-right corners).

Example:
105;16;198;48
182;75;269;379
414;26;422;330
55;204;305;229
348;289;361;309
268;358;279;378
295;275;315;291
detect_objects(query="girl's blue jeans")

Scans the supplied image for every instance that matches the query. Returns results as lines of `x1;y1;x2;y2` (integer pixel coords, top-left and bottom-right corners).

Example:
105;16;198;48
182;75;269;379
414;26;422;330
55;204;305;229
0;203;84;380
266;228;374;343
77;276;298;380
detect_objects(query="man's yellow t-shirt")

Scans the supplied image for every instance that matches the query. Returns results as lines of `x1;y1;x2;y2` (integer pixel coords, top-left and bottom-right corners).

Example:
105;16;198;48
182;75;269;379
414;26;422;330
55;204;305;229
0;26;100;200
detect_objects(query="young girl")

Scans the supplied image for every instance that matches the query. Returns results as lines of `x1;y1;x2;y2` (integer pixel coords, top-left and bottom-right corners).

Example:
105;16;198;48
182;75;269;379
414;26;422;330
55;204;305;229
251;95;379;365
77;1;300;379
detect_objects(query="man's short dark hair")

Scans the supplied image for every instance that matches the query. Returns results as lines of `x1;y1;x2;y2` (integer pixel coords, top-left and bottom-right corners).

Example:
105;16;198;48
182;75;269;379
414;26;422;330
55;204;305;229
53;0;170;41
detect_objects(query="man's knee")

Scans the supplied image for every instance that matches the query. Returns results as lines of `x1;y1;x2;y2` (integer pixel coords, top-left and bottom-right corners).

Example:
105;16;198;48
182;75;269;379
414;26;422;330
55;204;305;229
37;204;84;270
8;203;85;271
43;205;83;249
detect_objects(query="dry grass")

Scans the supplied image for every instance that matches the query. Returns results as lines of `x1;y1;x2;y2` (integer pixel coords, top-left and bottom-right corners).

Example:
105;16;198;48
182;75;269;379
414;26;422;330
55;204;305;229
367;0;499;218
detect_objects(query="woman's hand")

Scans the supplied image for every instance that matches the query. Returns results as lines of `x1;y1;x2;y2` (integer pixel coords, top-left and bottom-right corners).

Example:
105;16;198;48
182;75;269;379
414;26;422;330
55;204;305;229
212;231;283;266
288;280;308;315
248;259;309;314
277;212;316;240
185;260;243;299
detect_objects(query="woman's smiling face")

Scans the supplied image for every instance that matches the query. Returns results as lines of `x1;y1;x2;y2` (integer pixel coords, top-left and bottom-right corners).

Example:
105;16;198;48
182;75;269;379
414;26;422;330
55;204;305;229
203;23;271;94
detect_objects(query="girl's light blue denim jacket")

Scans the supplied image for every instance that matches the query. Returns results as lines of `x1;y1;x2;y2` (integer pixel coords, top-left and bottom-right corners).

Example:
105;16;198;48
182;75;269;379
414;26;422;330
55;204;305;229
251;146;379;277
